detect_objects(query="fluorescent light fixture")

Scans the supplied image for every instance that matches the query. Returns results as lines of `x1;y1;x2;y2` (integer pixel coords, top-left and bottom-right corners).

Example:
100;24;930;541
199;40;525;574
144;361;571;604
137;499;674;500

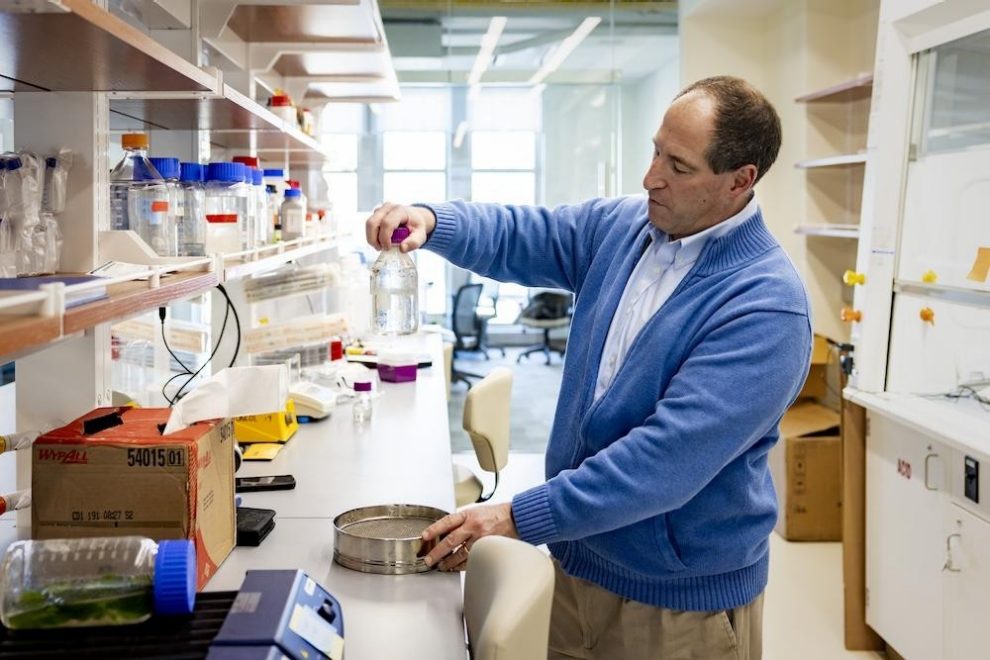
453;121;469;149
529;17;602;86
467;16;507;87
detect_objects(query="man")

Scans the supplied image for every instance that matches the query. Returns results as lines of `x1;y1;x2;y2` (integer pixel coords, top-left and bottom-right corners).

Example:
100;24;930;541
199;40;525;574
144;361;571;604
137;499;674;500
365;76;811;660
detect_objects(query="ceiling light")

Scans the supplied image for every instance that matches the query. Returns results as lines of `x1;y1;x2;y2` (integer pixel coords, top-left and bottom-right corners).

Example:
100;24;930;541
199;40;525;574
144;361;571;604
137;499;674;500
467;16;507;87
529;17;602;86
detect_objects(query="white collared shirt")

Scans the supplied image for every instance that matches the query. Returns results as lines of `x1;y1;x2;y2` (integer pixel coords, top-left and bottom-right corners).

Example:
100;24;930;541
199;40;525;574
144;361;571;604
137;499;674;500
594;195;760;400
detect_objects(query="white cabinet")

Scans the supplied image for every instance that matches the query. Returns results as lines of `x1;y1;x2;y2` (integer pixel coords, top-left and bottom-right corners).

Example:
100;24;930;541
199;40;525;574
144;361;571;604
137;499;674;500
944;503;990;660
867;408;990;659
866;413;947;660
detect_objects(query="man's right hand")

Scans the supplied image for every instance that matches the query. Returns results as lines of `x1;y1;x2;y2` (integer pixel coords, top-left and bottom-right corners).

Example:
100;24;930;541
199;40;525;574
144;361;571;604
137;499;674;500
365;202;437;253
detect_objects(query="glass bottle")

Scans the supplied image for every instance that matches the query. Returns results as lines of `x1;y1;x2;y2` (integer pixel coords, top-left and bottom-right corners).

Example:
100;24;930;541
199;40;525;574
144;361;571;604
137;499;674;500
178;162;206;256
147;157;180;257
0;536;194;629
352;381;372;423
281;188;306;240
109;133;164;233
204;162;248;255
370;225;419;335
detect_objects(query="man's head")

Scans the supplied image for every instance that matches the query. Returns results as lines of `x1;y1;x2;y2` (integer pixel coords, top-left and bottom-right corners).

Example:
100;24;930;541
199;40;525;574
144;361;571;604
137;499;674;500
643;76;781;239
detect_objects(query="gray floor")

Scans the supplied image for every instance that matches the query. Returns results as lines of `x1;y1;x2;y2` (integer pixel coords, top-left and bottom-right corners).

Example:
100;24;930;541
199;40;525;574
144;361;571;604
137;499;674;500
448;346;563;454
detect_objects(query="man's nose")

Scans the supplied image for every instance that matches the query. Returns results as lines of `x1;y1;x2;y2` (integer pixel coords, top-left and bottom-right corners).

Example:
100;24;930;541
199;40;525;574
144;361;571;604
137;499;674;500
643;161;665;191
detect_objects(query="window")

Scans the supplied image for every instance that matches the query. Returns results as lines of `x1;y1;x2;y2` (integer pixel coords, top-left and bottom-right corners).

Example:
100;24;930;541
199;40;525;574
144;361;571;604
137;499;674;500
382;130;448;315
321;133;360;236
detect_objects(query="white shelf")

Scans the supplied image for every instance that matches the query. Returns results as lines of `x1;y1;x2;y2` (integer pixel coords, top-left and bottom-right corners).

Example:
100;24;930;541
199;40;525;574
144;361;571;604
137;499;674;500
795;153;868;169
845;388;990;458
222;237;341;281
795;223;860;238
795;73;874;103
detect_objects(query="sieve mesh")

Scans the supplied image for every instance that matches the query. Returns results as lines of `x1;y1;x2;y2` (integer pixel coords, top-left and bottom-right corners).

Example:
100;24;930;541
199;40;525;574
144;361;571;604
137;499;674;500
341;516;435;540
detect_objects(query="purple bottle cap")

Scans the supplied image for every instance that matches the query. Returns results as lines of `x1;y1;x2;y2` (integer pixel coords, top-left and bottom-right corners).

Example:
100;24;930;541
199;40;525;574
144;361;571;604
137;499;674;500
391;226;410;243
354;382;372;392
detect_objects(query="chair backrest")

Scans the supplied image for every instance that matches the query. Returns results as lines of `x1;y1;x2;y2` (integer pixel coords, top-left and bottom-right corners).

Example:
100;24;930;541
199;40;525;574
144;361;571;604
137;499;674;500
518;291;572;321
442;341;453;400
464;536;554;660
462;367;512;473
452;283;484;339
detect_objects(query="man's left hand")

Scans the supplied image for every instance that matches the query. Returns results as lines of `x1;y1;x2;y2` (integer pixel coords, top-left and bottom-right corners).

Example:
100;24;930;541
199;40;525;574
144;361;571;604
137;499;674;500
422;503;518;572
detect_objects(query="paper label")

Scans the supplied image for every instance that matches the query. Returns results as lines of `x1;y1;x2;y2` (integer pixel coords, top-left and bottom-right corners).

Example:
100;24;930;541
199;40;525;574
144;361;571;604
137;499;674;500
288;604;344;659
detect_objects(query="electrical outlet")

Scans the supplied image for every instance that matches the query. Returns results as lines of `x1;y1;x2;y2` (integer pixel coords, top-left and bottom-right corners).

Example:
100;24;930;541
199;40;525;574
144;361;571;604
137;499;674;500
965;456;979;503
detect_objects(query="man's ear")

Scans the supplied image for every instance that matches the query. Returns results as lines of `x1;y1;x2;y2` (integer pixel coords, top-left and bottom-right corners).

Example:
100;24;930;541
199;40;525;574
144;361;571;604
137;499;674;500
730;164;758;196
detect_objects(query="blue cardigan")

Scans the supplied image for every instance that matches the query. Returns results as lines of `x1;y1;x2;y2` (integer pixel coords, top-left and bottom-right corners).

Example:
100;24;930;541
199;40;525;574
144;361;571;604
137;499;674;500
424;195;812;611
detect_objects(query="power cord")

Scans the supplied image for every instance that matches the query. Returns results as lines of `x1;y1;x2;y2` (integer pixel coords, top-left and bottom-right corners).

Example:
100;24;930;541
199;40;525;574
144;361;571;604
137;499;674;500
159;284;242;406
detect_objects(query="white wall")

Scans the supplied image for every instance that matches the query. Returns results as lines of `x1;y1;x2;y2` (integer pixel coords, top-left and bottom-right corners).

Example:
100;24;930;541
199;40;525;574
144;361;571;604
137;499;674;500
620;57;681;195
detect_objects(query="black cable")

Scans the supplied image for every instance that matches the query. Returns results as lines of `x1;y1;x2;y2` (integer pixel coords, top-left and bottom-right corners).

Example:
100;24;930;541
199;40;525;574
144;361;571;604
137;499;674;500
171;288;233;404
216;283;241;368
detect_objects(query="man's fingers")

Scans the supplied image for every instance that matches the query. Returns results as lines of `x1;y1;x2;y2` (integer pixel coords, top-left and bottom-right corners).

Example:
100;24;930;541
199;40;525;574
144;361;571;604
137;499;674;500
379;205;412;250
364;203;391;250
423;510;466;541
437;544;470;572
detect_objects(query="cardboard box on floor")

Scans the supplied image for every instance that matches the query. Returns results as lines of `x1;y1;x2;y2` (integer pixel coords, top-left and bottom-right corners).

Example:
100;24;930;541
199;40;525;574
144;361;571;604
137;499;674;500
771;334;843;541
32;407;236;589
771;401;842;541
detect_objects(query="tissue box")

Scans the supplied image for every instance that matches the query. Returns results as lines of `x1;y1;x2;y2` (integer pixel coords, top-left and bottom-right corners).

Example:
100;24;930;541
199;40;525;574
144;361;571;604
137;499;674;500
376;353;417;383
32;407;236;589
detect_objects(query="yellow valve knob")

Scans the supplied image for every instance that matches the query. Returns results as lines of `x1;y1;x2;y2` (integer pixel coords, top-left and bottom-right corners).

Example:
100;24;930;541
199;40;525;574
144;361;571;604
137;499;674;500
840;307;862;323
922;269;938;284
843;270;866;286
920;307;935;325
258;317;269;325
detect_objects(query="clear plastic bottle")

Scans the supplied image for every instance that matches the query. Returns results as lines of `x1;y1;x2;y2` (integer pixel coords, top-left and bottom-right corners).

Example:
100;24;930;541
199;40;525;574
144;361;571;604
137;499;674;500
281;188;306;240
251;168;269;246
178;162;206;256
204;162;248;255
148;157;180;257
352;381;372;423
370;225;419;335
110;133;164;233
0;536;195;629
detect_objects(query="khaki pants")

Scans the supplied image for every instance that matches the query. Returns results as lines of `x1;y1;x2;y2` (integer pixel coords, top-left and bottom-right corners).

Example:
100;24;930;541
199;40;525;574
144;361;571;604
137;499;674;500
548;561;764;660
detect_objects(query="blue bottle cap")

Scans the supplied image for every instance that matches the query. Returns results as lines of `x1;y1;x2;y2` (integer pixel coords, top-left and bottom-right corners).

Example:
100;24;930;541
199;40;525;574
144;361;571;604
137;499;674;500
206;162;246;184
149;157;180;180
284;188;301;198
251;168;264;186
180;162;204;183
6;157;22;171
45;157;57;168
263;169;284;178
153;539;196;616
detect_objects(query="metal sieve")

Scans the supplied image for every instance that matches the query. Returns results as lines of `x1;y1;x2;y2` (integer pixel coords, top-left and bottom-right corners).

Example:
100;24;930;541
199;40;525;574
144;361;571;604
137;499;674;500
333;504;449;575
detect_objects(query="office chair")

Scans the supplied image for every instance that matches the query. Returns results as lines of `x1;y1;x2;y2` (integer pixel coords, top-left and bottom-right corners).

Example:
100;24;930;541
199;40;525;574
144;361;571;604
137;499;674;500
464;536;554;660
452;367;512;507
517;291;572;366
451;283;486;388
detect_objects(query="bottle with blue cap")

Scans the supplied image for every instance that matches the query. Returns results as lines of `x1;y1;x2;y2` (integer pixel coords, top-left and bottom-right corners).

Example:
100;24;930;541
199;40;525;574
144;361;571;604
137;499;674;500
178;162;206;256
204;162;249;255
0;536;196;629
109;133;167;233
148;157;180;257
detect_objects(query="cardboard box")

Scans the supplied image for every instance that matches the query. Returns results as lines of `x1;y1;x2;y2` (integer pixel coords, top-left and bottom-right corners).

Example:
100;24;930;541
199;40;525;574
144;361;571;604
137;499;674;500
798;334;831;401
32;407;235;589
771;401;842;541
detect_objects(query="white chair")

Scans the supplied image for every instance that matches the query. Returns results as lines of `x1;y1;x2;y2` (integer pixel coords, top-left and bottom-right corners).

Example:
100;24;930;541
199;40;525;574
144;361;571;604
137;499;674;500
453;367;512;508
464;536;555;660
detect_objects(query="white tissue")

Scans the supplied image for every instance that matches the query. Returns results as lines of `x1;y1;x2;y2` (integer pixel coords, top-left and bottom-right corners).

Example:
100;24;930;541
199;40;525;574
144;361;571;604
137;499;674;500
164;365;289;434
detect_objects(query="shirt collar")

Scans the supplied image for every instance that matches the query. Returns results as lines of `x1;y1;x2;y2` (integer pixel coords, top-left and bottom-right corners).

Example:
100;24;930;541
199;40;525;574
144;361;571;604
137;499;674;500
648;193;759;267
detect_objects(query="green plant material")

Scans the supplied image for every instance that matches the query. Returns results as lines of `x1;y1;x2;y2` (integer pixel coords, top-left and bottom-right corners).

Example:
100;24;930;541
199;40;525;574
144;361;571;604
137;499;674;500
5;574;153;629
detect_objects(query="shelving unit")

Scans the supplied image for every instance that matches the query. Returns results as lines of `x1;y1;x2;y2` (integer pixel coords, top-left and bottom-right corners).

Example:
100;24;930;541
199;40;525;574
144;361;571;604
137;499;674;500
0;0;218;93
221;237;341;281
0;265;218;361
109;84;328;162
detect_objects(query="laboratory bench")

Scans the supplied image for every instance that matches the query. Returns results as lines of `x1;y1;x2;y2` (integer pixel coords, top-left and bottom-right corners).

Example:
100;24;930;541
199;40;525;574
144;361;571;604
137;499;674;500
0;334;467;660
